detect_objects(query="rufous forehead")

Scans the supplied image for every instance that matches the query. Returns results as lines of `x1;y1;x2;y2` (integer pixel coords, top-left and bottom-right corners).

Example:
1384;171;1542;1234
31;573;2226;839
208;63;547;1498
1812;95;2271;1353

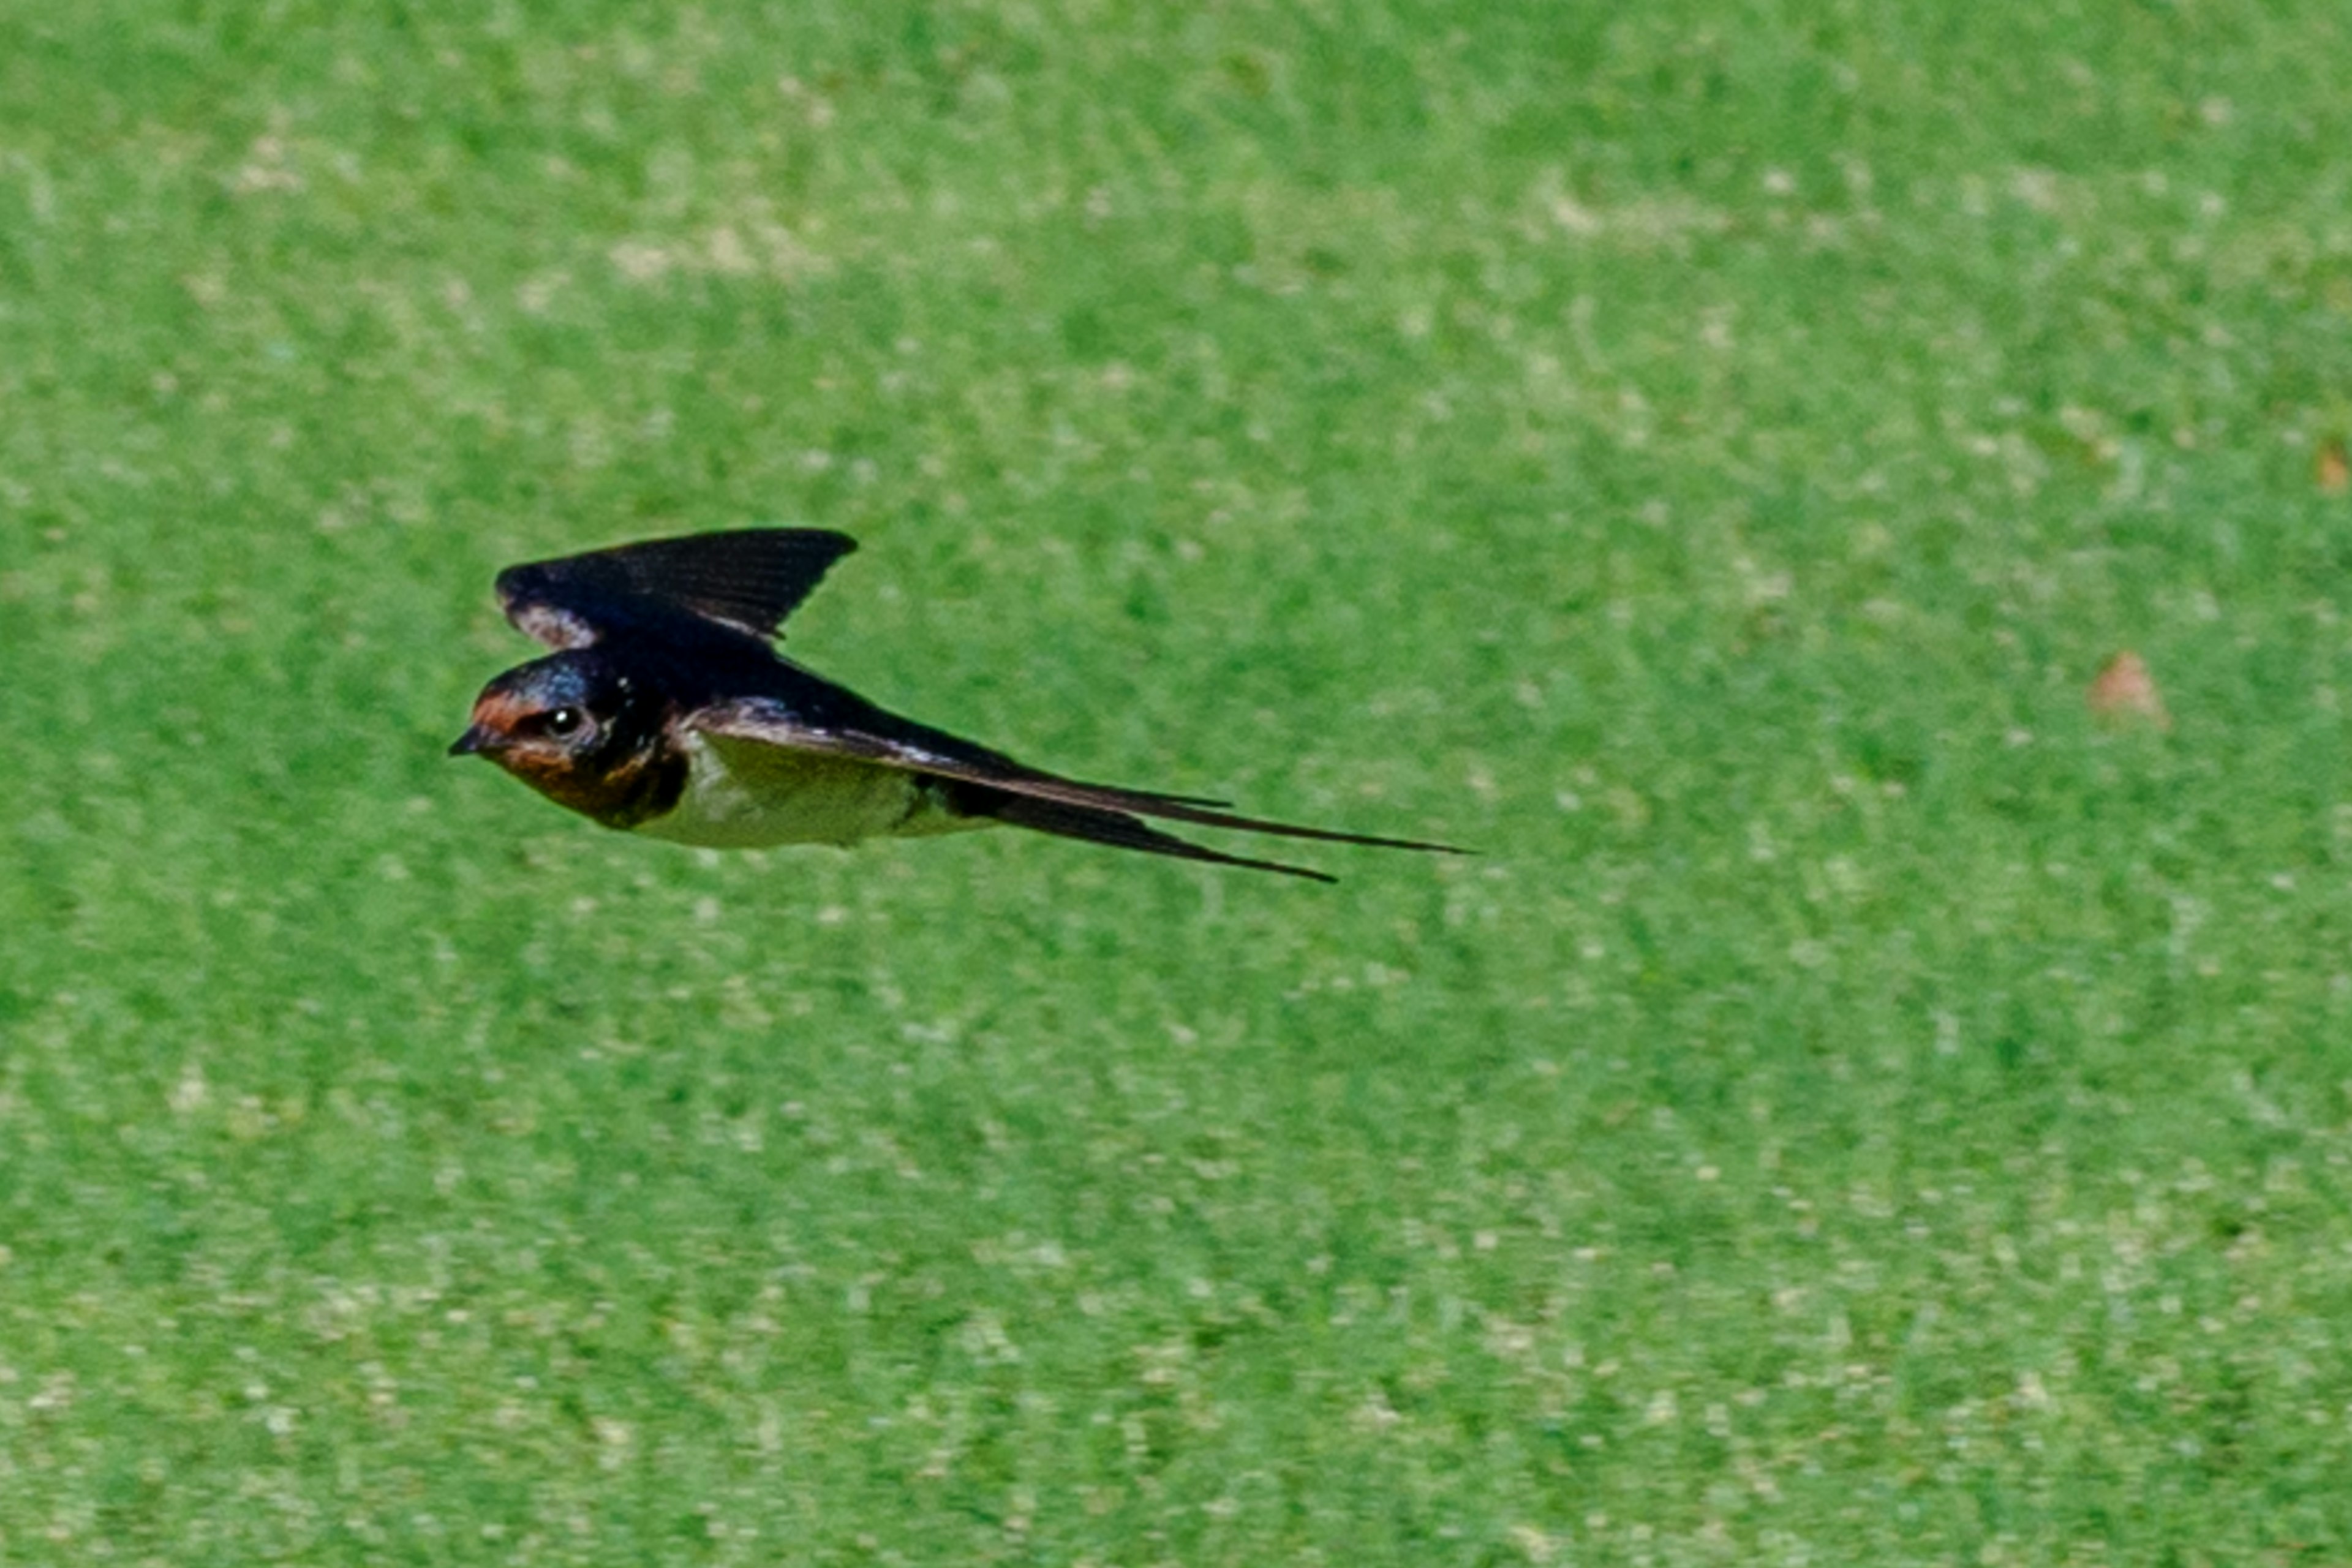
472;688;539;729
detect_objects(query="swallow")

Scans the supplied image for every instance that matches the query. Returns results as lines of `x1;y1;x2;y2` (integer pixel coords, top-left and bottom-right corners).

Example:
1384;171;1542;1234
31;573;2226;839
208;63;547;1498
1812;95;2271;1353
450;529;1463;882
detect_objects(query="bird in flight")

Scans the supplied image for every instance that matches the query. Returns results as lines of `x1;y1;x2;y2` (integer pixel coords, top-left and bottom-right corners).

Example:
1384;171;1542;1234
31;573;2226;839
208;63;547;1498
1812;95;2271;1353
450;529;1463;881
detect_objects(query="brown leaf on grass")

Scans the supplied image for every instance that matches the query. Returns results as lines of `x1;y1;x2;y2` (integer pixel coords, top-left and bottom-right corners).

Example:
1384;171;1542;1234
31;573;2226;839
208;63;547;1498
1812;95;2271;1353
2318;440;2351;496
2087;650;2171;731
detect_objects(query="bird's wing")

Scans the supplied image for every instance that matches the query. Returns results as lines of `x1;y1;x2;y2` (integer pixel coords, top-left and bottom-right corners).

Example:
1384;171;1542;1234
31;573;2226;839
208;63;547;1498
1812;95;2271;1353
690;695;1463;880
494;529;859;649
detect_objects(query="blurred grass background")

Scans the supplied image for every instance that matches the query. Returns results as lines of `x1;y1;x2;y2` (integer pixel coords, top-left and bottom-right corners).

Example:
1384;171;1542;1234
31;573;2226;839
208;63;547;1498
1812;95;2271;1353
6;1;2352;1562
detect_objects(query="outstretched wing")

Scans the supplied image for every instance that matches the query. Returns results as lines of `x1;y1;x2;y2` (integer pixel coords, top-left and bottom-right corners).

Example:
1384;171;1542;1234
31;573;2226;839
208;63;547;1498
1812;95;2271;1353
691;695;1464;881
494;529;859;649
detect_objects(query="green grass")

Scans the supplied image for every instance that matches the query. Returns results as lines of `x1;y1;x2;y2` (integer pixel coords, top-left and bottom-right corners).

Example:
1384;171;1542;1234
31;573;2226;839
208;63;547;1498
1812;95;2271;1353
7;1;2352;1561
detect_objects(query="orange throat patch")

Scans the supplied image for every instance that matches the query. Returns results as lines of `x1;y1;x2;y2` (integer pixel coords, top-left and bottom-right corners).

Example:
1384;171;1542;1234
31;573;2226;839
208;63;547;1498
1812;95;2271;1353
491;742;682;831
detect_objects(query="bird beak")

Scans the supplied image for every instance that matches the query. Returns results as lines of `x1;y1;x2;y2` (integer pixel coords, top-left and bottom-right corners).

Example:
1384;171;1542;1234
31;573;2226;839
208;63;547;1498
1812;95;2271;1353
448;723;491;758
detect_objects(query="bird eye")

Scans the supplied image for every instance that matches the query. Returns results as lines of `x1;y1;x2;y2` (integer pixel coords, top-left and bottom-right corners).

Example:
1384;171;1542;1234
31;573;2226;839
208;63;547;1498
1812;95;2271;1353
545;707;584;737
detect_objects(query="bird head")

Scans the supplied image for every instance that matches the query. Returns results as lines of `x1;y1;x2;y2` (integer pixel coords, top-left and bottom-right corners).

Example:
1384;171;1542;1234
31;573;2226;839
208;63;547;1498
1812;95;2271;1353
450;652;677;828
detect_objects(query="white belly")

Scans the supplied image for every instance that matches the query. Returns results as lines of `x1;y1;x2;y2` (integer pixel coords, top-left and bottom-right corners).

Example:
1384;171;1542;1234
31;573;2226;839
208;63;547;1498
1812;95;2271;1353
635;730;987;849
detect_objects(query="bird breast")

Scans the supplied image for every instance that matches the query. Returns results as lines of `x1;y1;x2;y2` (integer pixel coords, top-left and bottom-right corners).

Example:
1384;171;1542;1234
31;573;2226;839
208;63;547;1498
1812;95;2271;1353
633;728;986;848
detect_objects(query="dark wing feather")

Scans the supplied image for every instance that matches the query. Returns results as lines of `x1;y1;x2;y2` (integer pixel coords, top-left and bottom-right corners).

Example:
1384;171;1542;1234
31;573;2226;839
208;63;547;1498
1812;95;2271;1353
977;793;1336;882
496;529;858;648
690;697;1466;869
